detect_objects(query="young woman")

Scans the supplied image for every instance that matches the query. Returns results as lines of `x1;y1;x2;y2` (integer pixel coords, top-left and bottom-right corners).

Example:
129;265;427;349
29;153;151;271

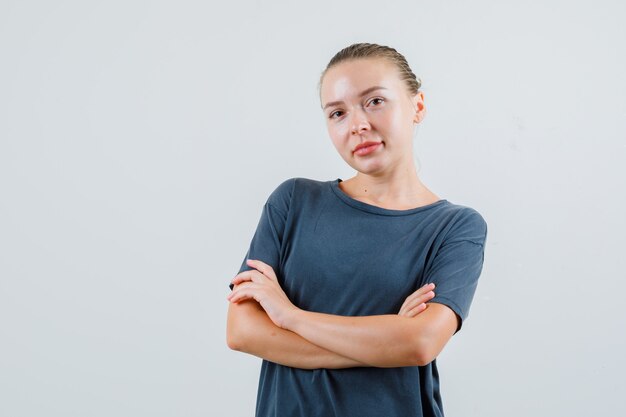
226;42;488;417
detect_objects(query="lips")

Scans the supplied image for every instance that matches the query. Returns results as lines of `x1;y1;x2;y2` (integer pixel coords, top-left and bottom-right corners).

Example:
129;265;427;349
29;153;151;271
353;141;382;153
353;141;382;156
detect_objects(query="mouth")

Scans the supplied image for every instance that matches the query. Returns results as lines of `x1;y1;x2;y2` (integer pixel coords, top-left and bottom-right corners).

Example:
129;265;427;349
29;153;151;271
353;141;382;156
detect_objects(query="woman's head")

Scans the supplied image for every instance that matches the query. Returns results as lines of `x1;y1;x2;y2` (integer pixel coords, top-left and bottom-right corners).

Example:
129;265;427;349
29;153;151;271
318;43;426;178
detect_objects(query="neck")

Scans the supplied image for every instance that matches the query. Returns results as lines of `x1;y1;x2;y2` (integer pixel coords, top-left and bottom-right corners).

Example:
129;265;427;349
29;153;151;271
343;166;439;207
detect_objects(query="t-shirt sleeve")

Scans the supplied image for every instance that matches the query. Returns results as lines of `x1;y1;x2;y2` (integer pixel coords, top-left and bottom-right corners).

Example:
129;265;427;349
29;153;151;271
423;208;488;334
228;178;294;291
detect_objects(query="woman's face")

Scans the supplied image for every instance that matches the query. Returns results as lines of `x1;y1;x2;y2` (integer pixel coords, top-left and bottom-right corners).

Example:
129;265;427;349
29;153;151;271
320;58;425;177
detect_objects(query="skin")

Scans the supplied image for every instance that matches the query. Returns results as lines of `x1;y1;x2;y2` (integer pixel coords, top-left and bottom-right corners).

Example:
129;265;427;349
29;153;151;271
321;57;441;209
226;279;436;369
226;57;459;368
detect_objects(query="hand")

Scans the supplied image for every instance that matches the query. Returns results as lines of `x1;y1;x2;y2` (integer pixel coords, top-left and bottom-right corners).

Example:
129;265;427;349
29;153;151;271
227;259;300;329
397;283;436;317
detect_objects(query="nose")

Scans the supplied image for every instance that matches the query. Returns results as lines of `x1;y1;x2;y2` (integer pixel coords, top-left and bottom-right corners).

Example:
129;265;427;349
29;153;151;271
350;107;370;135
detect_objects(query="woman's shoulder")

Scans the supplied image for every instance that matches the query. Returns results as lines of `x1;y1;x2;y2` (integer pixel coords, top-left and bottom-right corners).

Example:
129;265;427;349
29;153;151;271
437;201;488;244
266;177;328;214
270;176;330;197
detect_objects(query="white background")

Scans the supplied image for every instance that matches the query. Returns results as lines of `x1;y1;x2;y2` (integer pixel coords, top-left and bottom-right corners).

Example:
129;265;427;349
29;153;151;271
1;0;625;415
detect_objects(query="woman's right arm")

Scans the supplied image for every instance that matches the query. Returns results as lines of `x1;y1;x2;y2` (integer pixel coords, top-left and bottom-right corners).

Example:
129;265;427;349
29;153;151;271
227;283;366;369
226;283;435;369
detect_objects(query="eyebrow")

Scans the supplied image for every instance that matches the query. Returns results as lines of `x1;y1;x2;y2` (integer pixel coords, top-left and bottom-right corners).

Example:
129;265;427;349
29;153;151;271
322;86;388;110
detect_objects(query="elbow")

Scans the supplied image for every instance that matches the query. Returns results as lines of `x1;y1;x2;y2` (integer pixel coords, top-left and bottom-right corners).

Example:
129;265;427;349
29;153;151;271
226;328;243;351
226;310;251;352
413;350;436;367
411;335;437;367
226;293;257;352
227;319;254;352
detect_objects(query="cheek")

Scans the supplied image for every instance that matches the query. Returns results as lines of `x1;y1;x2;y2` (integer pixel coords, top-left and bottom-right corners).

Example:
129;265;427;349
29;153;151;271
385;109;406;130
327;123;350;143
377;102;407;125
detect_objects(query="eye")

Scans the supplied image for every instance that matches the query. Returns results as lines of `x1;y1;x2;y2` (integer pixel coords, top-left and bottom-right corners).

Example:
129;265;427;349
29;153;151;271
369;97;385;106
329;110;343;119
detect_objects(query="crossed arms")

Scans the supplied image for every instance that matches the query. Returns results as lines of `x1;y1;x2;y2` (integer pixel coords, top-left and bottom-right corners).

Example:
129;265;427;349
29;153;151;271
226;259;459;369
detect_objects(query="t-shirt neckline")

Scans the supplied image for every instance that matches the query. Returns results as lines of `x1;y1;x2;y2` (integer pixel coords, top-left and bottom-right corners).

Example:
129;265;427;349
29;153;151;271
330;178;448;216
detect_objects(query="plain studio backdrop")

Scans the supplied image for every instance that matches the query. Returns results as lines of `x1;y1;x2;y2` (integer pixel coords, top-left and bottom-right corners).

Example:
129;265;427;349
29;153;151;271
1;0;625;416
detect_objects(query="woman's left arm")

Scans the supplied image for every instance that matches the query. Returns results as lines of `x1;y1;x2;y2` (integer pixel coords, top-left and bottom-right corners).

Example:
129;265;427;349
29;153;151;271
228;259;459;368
285;303;458;368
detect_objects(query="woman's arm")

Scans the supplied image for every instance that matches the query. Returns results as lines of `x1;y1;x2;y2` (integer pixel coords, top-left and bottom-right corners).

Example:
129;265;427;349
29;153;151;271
228;259;456;368
227;286;366;369
227;280;437;369
284;302;458;368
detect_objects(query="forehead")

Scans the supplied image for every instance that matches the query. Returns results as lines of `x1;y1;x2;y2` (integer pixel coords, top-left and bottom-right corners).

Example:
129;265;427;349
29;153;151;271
321;58;402;103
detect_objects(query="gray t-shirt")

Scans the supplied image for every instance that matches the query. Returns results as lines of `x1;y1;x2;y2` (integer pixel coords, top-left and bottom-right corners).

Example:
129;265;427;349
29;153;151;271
229;177;488;417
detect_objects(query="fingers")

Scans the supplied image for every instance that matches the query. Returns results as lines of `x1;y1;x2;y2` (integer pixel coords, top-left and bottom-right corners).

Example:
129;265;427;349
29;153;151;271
398;283;436;316
227;282;259;303
230;260;278;286
404;283;435;305
230;270;262;286
405;302;428;316
246;259;278;282
401;289;435;315
228;259;279;301
406;302;429;317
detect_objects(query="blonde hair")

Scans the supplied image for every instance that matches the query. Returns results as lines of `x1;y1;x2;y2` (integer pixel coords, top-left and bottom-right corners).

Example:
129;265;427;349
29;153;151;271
317;42;422;104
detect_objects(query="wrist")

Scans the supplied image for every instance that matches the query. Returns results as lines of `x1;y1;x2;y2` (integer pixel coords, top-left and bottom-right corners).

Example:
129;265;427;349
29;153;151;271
282;306;306;332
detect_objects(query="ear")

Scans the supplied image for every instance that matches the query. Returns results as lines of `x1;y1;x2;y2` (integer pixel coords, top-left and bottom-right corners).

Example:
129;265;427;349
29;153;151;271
412;91;426;124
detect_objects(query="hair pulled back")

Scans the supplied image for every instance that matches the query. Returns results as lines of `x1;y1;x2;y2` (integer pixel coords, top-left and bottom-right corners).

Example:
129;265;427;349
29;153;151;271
318;42;422;104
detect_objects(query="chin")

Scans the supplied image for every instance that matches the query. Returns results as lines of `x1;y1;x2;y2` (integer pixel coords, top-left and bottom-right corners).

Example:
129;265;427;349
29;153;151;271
356;163;387;176
341;151;385;173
